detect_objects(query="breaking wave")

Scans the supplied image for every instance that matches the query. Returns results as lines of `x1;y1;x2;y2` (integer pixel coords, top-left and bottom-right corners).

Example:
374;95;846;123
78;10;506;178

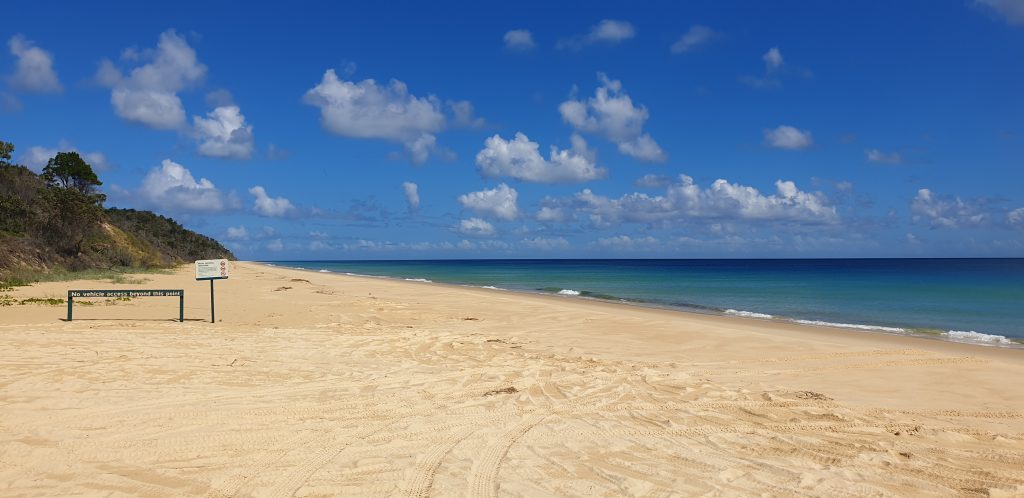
725;309;774;319
792;319;906;333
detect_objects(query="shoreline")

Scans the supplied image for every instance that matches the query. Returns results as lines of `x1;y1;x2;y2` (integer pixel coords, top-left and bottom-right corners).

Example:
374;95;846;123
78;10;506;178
3;261;1024;496
262;261;1024;352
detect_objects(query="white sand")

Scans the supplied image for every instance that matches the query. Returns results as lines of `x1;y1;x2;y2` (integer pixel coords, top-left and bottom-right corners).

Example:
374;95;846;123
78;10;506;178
1;262;1022;497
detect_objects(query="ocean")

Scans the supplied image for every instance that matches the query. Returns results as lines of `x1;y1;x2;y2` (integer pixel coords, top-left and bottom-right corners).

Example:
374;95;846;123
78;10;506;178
265;259;1024;347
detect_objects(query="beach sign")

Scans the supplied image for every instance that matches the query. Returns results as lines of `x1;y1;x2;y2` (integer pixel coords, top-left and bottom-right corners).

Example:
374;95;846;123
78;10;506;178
195;259;229;323
66;289;184;322
196;259;229;280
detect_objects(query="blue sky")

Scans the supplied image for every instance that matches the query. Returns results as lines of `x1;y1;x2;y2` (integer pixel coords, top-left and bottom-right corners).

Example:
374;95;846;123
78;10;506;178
2;1;1022;259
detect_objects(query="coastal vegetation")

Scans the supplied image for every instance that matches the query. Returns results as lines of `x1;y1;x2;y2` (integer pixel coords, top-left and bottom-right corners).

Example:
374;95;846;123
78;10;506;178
0;139;233;286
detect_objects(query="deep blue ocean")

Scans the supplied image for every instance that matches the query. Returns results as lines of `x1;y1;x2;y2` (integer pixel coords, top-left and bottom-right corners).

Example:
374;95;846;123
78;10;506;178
265;259;1024;347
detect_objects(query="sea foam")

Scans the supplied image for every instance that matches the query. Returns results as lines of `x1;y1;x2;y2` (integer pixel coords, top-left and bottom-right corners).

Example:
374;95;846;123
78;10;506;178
725;309;773;319
318;269;331;273
945;330;1013;345
404;278;432;283
557;289;581;296
793;319;906;333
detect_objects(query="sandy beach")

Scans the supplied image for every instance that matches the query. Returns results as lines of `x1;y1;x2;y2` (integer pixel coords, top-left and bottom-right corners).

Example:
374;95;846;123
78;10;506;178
1;261;1023;497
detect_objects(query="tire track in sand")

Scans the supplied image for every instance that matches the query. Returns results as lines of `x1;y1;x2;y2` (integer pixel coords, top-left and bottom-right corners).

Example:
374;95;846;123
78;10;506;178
467;413;548;498
404;425;479;498
260;419;399;498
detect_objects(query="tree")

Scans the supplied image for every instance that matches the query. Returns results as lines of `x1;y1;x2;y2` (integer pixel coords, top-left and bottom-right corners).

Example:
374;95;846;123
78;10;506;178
0;140;13;165
41;151;102;195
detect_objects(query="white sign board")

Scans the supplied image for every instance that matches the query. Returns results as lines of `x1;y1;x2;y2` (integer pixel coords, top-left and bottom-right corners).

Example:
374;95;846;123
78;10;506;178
195;259;229;280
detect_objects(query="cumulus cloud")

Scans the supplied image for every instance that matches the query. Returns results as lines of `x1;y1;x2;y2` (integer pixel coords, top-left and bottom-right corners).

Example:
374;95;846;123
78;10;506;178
139;159;236;213
764;125;813;150
597;235;659;250
670;25;715;54
193;105;254;159
763;47;784;71
225;226;249;240
6;35;62;93
1009;208;1024;226
911;188;989;228
458;183;519;220
20;141;111;173
458;217;496;237
205;89;234;107
302;69;448;163
266;239;284;252
536;206;567;223
97;30;207;130
559;73;665;161
476;132;606;183
447;100;484;128
249;186;296;217
402;182;420;212
520;236;570;250
504;29;537;50
557;20;635;50
865;149;902;165
976;0;1024;25
556;174;838;227
740;47;789;88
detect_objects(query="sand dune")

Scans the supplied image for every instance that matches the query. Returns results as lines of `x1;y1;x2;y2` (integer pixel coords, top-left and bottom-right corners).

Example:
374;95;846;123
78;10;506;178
1;262;1023;497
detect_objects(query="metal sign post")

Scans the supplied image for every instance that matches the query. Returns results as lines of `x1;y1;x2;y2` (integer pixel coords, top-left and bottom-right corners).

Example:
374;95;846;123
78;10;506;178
195;259;229;323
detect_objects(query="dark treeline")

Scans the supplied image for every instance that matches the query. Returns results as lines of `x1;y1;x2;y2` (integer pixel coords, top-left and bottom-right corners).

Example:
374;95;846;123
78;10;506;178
0;139;234;283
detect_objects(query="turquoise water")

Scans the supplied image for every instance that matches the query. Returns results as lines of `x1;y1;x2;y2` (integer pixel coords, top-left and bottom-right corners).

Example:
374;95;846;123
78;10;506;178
266;259;1024;347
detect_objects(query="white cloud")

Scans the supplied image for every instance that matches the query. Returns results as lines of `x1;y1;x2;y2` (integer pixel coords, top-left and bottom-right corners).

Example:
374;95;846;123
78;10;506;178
976;0;1024;25
193;105;254;159
249;186;296;217
670;25;715;54
558;20;635;50
205;89;234;107
98;30;207;130
302;69;448;163
458;183;519;220
911;188;988;228
740;47;789;88
504;29;537;50
598;235;659;250
20;141;111;173
865;149;902;165
559;73;665;161
458;217;496;237
763;47;784;72
475;132;606;183
139;159;235;213
635;174;671;188
520;236;569;250
764;125;813;150
565;174;838;227
447;100;484;128
225;226;249;240
93;59;121;86
536;206;567;223
6;35;61;93
266;239;284;252
402;182;420;212
1009;208;1024;226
